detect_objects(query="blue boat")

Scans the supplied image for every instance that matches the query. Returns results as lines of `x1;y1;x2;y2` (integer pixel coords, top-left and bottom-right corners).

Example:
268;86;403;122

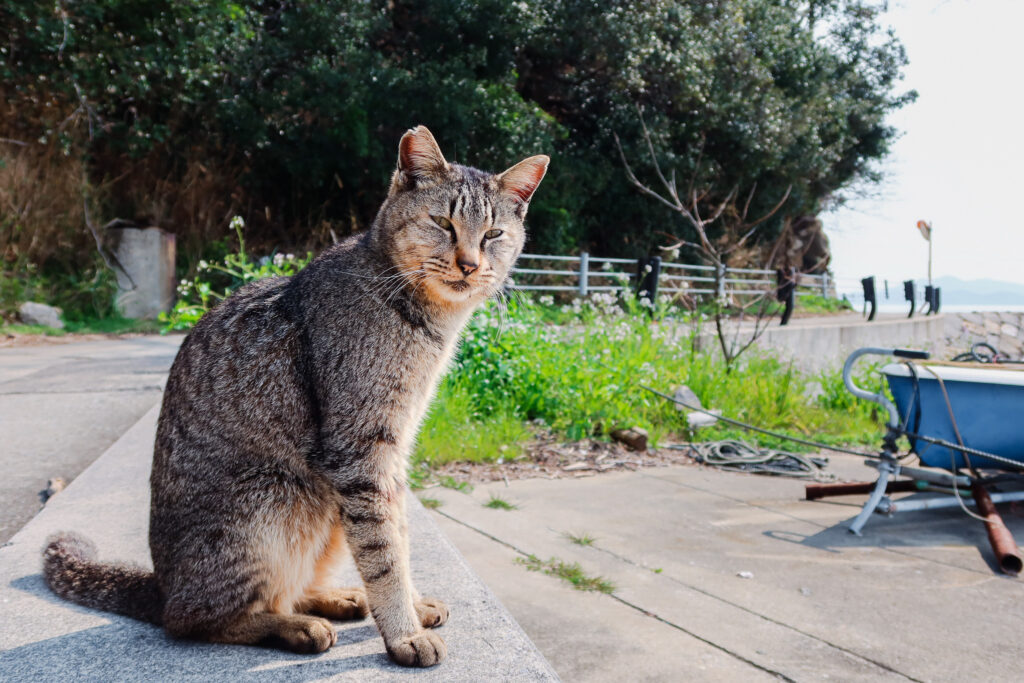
882;362;1024;469
840;347;1024;537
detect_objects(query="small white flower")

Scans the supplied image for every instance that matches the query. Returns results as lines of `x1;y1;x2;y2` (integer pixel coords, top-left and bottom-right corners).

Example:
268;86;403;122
229;216;244;231
285;253;294;261
601;261;612;271
198;260;209;270
180;279;188;285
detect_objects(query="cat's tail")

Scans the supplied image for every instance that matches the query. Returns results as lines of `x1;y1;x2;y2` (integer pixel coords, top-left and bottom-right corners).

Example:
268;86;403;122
42;532;164;625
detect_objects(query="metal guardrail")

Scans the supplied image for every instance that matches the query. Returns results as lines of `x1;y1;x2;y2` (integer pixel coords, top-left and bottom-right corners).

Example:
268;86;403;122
510;252;831;300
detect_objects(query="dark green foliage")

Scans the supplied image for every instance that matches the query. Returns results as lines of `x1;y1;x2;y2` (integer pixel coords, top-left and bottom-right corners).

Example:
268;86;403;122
2;0;912;268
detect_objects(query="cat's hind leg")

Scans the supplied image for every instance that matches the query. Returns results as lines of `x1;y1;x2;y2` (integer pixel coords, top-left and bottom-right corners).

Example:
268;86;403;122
300;588;369;620
211;612;337;653
296;522;369;621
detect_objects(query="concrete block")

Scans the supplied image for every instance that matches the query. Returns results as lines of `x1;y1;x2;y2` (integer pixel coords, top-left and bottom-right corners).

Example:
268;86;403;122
0;406;556;681
106;227;176;320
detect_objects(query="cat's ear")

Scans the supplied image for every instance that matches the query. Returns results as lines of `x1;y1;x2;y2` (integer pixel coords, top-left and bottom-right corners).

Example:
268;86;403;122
393;126;449;192
497;155;550;205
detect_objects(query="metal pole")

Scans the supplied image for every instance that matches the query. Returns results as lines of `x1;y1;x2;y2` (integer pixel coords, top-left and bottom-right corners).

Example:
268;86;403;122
578;251;589;297
928;230;933;288
716;263;726;300
821;271;829;298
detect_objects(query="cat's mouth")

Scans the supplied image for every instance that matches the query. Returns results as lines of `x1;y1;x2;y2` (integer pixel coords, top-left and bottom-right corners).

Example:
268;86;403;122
442;279;471;292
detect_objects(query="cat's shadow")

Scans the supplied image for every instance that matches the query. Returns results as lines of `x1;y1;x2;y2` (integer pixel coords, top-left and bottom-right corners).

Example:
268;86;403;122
4;574;417;681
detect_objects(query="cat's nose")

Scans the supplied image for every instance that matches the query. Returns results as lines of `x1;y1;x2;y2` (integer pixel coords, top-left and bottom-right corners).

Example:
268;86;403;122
457;258;478;276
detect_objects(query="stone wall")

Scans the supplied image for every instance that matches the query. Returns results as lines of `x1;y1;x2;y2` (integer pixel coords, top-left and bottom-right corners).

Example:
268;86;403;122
939;311;1024;360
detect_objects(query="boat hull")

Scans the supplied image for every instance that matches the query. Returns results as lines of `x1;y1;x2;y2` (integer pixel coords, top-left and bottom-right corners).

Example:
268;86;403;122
882;363;1024;469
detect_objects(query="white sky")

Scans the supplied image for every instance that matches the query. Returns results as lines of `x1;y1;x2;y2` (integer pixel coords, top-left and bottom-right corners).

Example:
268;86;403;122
826;0;1024;293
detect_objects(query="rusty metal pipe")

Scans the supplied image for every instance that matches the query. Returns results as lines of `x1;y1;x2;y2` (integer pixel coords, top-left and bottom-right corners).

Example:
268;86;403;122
806;479;918;501
971;482;1023;576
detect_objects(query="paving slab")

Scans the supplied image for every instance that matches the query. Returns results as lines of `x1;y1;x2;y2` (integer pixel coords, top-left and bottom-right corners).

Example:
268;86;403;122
434;513;775;683
426;463;1024;682
0;405;556;681
0;335;184;542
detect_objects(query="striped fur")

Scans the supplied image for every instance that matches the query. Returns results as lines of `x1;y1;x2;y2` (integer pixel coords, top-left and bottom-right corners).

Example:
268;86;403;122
41;127;548;667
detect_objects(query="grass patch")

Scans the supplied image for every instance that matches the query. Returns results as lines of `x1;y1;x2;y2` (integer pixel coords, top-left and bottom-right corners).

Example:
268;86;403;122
516;554;615;593
565;532;596;546
484;495;517;510
412;294;884;470
1;317;163;337
438;476;473;493
1;323;66;337
418;497;442;510
65;317;164;335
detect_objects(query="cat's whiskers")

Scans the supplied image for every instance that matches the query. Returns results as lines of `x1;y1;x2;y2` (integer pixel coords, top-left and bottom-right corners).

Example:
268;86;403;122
372;267;428;318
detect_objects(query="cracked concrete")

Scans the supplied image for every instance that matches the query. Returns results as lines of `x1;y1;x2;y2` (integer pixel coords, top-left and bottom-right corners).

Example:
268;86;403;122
425;461;1024;682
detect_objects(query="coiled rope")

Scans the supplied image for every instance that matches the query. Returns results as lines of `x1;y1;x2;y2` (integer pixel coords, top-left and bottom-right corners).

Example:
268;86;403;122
675;440;837;482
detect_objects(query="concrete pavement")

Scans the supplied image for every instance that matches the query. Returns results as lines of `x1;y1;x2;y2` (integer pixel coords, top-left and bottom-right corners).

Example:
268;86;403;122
0;335;184;542
0;406;556;681
426;458;1024;682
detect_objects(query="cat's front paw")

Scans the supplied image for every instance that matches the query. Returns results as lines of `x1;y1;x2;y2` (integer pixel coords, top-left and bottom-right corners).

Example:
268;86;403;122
386;630;447;667
415;596;449;628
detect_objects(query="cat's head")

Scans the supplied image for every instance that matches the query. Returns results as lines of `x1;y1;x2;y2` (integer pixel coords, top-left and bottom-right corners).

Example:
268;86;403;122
373;126;548;308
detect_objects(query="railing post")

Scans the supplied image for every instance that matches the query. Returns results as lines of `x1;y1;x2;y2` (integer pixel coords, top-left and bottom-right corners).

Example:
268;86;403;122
861;276;877;321
820;271;829;298
716;263;726;300
776;267;796;326
578;251;589;297
636;255;661;312
648;256;661;304
903;280;915;319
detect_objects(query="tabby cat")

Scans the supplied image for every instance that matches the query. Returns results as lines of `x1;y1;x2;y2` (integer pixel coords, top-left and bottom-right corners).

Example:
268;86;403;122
42;126;548;667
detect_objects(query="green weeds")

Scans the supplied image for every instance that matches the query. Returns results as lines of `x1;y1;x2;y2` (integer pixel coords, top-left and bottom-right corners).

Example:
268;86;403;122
419;497;442;510
414;292;884;467
438;476;473;493
565;532;596;546
160;217;312;331
484;495;517;510
516;554;615;593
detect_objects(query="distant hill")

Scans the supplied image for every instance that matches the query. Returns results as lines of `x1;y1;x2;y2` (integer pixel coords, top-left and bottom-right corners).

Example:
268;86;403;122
932;276;1024;306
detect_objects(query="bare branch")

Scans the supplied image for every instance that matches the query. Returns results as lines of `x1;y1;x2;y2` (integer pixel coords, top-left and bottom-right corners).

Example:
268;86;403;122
743;184;792;231
635;104;678;204
741;182;757;221
614;133;687;215
82;189;137;290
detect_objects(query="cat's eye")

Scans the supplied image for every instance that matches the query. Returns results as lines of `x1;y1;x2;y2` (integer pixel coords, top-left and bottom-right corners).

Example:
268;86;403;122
432;216;454;233
483;229;503;240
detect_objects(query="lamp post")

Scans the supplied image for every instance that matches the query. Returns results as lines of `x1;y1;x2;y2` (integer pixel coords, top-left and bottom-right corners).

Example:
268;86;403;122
916;220;932;287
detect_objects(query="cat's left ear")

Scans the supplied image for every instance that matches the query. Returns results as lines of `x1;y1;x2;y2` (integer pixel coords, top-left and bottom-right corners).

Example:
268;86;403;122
497;155;550;206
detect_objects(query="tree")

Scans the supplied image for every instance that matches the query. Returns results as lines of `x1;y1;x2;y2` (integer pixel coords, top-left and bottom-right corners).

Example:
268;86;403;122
616;110;791;370
1;0;914;272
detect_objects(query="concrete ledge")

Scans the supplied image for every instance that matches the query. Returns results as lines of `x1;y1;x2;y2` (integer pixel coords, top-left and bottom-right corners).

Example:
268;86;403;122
745;313;948;370
0;405;557;681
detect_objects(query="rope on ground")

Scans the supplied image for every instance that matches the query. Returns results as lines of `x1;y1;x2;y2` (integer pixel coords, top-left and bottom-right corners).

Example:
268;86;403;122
672;440;837;482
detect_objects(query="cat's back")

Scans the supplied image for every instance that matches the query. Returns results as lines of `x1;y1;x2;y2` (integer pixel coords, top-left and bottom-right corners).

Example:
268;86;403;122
156;274;310;466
